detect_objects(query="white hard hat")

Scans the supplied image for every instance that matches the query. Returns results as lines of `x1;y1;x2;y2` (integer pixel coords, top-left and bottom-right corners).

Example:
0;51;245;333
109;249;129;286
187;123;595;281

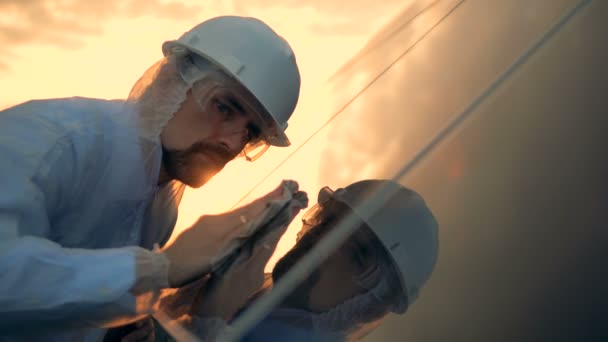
326;180;439;310
162;16;301;147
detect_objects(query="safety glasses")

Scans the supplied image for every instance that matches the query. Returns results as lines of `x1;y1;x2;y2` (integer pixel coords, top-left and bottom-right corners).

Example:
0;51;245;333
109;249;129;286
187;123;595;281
297;186;355;240
192;80;278;162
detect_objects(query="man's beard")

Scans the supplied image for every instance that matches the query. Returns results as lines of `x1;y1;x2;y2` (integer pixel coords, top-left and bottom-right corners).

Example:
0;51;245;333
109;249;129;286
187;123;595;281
161;141;234;188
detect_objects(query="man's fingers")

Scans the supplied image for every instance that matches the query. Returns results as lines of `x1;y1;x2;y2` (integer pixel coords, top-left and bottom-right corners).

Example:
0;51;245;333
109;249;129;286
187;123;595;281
266;181;292;199
267;183;285;198
262;180;300;201
259;201;305;245
121;319;153;342
121;329;150;342
145;330;155;342
292;190;309;209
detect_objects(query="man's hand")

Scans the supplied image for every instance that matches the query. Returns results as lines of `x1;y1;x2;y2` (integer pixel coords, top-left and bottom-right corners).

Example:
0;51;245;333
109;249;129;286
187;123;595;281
189;190;306;321
162;180;305;287
121;318;155;342
103;317;155;342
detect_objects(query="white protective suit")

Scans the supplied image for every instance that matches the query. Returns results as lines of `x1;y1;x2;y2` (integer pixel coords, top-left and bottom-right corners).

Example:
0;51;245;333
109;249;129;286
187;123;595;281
0;56;189;340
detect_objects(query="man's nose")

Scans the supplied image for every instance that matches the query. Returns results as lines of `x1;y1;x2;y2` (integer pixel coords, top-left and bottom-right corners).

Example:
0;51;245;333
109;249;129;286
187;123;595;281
217;130;247;154
211;115;250;154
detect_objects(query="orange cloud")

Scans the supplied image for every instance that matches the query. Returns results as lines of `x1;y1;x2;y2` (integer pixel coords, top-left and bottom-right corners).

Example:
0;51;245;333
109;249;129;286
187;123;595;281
232;0;405;34
0;0;202;71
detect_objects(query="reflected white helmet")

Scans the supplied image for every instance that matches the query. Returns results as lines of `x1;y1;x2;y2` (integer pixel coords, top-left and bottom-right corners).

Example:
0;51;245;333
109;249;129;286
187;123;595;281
321;180;439;309
162;16;300;147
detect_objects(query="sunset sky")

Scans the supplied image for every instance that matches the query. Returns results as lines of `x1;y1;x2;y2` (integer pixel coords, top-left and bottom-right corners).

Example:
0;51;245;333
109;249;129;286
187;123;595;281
3;2;605;341
0;0;403;109
1;0;408;269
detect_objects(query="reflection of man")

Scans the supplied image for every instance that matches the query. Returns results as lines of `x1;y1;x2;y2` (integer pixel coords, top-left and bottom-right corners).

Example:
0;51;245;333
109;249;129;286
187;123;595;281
153;179;439;341
0;15;301;341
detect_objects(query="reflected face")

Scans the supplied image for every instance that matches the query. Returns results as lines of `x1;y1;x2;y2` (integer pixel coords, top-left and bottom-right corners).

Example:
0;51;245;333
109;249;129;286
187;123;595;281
272;202;381;312
160;84;263;188
307;227;379;312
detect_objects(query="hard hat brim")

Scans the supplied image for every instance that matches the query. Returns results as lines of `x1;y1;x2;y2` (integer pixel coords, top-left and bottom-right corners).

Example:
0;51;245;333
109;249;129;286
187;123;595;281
162;40;291;147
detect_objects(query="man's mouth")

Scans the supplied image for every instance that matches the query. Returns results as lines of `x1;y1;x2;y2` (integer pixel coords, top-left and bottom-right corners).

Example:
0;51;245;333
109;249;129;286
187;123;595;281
191;144;232;167
200;151;225;166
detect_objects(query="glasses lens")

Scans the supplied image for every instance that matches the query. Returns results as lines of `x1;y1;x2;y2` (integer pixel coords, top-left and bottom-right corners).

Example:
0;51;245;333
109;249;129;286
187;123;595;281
240;140;271;162
193;80;281;161
298;204;323;240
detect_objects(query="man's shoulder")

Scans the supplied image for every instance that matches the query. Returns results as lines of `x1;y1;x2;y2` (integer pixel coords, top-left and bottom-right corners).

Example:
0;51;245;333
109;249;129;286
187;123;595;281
1;97;127;128
2;96;129;137
5;96;125;115
21;96;122;104
0;97;130;172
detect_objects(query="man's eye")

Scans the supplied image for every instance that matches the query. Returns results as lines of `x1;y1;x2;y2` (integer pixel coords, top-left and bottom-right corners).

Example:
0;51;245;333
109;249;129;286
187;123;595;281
246;124;262;141
214;100;234;118
354;252;365;268
352;245;370;268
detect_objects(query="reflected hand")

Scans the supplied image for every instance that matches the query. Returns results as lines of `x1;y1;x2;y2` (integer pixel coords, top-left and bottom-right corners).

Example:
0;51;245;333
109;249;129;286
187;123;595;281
103;317;155;342
189;191;306;321
162;180;306;287
121;318;155;342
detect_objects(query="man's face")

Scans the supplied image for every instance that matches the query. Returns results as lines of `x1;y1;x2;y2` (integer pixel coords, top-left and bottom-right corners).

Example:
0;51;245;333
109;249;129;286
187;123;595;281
306;226;380;312
160;83;264;188
272;203;381;312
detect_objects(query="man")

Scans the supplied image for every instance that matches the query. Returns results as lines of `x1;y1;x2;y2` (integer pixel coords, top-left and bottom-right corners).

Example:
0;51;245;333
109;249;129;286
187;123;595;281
0;16;301;341
153;179;439;341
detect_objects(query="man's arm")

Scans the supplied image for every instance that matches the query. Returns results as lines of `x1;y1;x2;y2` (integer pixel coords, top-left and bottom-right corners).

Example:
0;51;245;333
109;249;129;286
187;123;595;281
0;103;170;332
0;163;171;331
0;228;169;332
